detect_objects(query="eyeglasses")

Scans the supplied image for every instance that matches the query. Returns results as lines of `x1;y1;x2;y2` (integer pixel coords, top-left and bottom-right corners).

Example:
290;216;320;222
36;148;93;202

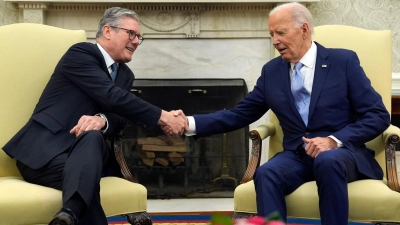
110;26;144;45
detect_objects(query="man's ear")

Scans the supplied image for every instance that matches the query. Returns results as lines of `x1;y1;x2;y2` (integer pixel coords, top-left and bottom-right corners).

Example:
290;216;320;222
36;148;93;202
102;25;112;40
301;22;310;39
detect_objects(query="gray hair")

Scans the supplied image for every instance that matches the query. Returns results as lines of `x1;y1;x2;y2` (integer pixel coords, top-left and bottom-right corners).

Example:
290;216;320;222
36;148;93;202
270;2;314;33
96;7;139;38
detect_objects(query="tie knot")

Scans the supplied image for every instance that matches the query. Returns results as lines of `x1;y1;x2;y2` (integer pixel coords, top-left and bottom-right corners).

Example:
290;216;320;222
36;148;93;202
110;63;118;72
295;62;303;71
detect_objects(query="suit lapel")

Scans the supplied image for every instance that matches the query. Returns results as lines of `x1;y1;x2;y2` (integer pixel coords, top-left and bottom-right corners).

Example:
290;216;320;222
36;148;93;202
114;65;124;87
92;43;118;82
91;43;109;75
308;43;330;121
115;64;132;89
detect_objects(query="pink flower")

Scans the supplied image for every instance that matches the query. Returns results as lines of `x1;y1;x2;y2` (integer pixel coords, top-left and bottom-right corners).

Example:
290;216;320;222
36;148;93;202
233;218;250;225
233;215;286;225
213;212;286;225
266;221;286;225
247;216;267;225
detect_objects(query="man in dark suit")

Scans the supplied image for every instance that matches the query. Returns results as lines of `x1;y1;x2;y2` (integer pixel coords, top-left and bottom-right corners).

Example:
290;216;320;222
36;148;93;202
2;7;187;225
177;2;390;225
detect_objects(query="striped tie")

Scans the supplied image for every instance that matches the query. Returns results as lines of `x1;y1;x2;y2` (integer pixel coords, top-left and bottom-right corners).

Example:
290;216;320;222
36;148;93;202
110;63;118;82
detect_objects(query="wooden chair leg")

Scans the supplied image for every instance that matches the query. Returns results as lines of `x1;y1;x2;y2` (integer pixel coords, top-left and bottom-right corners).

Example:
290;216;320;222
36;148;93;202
232;212;256;219
125;212;152;225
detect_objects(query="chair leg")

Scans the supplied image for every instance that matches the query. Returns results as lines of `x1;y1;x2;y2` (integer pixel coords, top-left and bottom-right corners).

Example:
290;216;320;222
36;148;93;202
232;212;256;219
125;212;152;225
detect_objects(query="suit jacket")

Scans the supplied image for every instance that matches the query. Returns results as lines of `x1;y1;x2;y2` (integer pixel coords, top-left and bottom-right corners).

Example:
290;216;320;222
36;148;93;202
3;42;161;169
193;42;390;179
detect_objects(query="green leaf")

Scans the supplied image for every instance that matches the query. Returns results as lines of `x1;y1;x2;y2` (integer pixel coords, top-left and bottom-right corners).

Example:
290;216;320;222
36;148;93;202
210;214;233;225
266;211;282;221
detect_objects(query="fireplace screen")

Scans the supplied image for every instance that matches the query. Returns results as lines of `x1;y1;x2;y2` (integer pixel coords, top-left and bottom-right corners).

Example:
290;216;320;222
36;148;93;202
121;79;249;198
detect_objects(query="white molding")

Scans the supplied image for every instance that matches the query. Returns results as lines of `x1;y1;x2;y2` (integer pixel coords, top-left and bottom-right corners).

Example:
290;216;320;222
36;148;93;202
393;73;400;96
7;0;280;39
6;0;320;3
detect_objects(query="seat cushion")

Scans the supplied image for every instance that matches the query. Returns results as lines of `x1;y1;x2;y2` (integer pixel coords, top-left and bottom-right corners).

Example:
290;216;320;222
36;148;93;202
234;179;400;222
0;176;147;225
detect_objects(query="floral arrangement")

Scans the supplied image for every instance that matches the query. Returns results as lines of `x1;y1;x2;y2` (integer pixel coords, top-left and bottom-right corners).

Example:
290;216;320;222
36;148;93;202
211;212;286;225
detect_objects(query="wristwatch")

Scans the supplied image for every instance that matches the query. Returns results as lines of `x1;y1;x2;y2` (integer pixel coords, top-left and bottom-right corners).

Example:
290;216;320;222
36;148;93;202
95;113;109;134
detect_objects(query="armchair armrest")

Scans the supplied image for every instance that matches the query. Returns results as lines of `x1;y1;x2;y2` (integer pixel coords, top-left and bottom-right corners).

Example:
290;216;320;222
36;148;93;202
112;132;138;183
240;122;276;184
383;124;400;192
239;122;400;192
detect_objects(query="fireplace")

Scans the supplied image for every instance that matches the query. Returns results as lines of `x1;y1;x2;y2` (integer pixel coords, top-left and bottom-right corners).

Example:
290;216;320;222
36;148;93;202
121;79;249;198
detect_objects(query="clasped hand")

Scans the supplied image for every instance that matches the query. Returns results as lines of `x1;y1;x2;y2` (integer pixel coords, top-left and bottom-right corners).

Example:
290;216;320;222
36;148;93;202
70;115;106;137
302;136;338;158
158;109;188;136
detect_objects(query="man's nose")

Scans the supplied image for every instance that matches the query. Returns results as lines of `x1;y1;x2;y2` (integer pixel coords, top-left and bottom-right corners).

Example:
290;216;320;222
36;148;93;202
131;36;139;45
272;36;280;45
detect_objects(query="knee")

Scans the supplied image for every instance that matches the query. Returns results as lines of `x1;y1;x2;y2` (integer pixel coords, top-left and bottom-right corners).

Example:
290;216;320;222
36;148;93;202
254;164;279;182
79;130;104;141
313;151;343;175
74;130;108;154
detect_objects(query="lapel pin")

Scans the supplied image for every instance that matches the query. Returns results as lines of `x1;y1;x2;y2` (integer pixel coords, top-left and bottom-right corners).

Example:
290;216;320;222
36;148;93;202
322;64;327;68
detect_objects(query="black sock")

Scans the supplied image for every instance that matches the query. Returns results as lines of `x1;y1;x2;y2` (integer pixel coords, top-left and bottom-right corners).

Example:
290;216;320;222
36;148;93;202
64;193;85;219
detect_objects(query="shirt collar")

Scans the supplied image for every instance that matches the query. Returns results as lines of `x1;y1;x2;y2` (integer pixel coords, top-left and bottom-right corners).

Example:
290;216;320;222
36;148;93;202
291;41;317;70
96;43;116;69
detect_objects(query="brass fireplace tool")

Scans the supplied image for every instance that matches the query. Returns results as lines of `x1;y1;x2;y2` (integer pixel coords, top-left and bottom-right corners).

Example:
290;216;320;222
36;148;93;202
212;133;238;187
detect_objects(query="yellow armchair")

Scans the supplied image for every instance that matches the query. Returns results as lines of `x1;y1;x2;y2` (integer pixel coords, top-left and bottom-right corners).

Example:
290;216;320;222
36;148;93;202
233;25;400;224
0;23;151;225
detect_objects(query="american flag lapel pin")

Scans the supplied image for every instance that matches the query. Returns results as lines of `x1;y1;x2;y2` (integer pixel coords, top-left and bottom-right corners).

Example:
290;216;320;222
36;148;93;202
322;64;327;68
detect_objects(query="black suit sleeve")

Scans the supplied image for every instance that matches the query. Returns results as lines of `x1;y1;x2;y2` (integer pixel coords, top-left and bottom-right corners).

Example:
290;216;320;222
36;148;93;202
60;43;162;130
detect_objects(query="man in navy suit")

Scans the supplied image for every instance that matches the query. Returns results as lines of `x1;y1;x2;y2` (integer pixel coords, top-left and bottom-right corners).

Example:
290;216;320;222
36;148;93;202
178;2;390;225
2;7;187;225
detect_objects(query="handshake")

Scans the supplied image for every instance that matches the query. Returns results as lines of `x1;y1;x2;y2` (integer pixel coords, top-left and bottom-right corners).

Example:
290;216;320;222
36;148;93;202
158;109;188;136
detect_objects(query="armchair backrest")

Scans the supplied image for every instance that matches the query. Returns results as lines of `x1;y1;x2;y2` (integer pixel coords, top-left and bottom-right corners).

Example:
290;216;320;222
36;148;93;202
0;23;87;177
269;25;392;177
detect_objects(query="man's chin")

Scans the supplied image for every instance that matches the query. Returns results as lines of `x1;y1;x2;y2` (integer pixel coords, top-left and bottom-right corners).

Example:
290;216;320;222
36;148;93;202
122;56;133;63
280;55;289;61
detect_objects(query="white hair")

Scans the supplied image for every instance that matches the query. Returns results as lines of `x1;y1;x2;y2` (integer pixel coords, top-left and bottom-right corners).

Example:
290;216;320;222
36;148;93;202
270;2;314;33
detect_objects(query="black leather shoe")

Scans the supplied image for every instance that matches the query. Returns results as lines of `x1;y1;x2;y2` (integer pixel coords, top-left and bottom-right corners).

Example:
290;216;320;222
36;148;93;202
48;208;78;225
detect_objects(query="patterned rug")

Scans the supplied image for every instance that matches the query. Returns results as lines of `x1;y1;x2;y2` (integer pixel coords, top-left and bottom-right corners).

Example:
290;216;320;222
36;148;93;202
107;212;372;225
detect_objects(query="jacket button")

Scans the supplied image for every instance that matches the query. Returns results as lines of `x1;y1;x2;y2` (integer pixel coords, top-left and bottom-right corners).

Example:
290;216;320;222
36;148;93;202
305;132;310;136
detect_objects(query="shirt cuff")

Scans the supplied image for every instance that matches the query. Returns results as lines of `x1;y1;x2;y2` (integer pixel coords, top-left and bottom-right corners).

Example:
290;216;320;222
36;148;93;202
185;116;197;136
95;113;109;134
328;135;343;148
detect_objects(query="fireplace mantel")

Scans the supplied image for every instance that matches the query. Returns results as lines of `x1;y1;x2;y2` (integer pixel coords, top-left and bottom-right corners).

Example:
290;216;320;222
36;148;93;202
7;0;319;3
7;0;319;39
